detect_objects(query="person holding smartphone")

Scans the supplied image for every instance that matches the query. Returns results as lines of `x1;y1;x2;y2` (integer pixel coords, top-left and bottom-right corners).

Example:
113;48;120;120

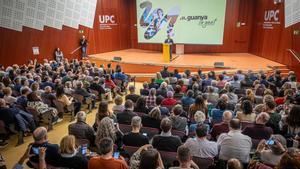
88;137;128;169
254;135;286;166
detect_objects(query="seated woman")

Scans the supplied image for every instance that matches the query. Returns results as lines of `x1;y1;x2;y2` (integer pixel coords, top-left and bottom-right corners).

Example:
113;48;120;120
236;100;256;123
173;85;184;100
134;97;150;114
130;145;164;169
189;111;210;134
142;107;161;129
155;72;164;85
27;91;60;121
189;95;208;120
58;135;88;169
56;85;81;116
94;101;116;131
95;117;123;149
112;95;124;114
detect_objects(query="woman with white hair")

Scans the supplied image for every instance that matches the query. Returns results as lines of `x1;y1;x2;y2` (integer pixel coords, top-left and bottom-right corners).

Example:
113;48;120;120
189;111;210;134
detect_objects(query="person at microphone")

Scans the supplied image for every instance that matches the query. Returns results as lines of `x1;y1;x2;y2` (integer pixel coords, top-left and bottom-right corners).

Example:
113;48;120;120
164;35;174;61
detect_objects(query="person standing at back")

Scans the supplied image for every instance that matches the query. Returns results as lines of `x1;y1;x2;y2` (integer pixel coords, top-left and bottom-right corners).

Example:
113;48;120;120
80;36;88;59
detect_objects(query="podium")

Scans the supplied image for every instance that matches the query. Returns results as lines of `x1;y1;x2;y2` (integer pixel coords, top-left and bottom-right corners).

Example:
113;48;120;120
163;43;171;63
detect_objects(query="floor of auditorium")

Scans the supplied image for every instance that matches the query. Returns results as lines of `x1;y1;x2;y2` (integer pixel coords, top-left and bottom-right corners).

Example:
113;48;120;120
89;49;285;71
1;82;140;168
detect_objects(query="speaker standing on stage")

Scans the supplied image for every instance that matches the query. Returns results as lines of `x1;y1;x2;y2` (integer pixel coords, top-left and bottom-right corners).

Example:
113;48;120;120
164;35;174;61
54;48;64;62
80;35;88;59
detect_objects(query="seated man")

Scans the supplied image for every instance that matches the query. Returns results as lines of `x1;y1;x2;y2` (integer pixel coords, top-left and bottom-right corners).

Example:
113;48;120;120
117;100;137;125
161;91;177;106
169;145;199;169
140;82;149;96
68;111;95;146
211;99;228;124
152;117;182;152
185;124;218;158
242;112;273;141
16;86;31;110
217;119;252;164
74;81;96;108
41;86;56;106
169;105;187;131
89;76;106;97
122;116;149;147
125;85;140;104
88;137;128;169
29;127;61;167
210;111;232;141
181;90;195;108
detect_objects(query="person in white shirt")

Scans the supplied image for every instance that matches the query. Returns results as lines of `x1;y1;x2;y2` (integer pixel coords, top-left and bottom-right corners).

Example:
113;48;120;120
217;118;252;163
185;123;218;158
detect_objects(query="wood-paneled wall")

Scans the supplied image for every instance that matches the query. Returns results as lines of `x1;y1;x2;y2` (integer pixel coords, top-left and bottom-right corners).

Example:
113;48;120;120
249;0;300;77
0;0;131;66
130;0;254;53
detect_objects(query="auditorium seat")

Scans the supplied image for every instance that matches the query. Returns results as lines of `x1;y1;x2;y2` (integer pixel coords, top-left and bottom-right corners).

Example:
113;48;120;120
192;156;214;169
159;150;177;167
123;145;139;157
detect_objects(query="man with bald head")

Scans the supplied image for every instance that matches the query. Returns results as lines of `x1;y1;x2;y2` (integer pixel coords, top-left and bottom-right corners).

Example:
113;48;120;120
217;119;252;164
29;127;60;166
242;112;273;142
210;110;232;141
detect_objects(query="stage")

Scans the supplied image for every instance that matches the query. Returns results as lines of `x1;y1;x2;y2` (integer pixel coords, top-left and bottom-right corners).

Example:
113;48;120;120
88;49;288;81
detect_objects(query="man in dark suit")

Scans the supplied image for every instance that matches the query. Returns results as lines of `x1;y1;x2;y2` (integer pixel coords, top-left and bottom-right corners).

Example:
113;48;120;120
164;35;174;61
116;100;137;125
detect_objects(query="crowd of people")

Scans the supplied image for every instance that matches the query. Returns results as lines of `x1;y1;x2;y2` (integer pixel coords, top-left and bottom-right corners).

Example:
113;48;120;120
0;58;300;169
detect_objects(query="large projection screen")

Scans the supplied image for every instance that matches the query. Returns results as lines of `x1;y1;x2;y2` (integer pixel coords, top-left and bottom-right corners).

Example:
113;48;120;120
136;0;227;45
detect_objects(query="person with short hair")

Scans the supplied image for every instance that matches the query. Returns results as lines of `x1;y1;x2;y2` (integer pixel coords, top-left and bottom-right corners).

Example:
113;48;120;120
152;117;182;152
117;100;137;125
242;112;273;142
161;91;177;106
170;105;187;131
123;116;149;147
217;119;252;163
55;48;64;62
189;111;210;134
125;85;140;104
68;111;95;146
29;127;61;166
88;137;128;169
112;95;125;114
227;158;243;169
181;90;195;108
210;111;232;140
154;95;169;116
211;99;228;124
58;135;88;169
185;124;218;158
169;145;199;169
3;87;17;105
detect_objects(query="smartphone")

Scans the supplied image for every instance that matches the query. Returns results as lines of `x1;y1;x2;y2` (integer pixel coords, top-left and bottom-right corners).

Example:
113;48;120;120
81;144;88;155
113;151;120;159
142;133;147;137
266;139;275;145
32;147;39;155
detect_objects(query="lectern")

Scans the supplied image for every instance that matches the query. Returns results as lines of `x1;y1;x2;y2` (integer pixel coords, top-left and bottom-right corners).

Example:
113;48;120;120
163;43;171;63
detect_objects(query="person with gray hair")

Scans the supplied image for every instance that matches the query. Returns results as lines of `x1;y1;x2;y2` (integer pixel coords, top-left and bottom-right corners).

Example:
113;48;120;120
29;127;61;166
122;116;149;147
68;111;95;146
242;112;273;144
210;110;233;140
